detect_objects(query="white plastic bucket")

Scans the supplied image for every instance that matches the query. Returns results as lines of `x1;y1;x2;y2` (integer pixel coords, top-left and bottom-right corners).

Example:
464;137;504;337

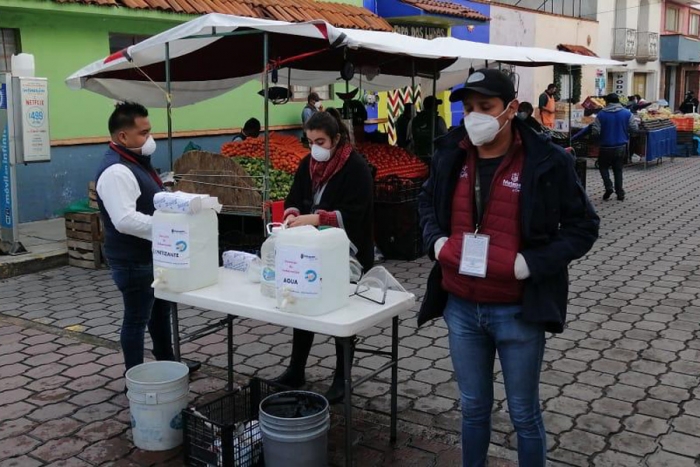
125;361;189;451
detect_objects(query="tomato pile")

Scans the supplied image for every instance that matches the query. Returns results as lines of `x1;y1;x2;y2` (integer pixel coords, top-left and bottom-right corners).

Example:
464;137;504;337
356;142;428;180
221;136;428;183
221;133;307;174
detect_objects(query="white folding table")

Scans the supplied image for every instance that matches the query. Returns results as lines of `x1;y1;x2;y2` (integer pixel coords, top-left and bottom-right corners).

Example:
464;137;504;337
155;268;415;467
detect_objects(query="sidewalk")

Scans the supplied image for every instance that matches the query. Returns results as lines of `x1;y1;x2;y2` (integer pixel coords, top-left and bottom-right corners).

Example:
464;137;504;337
0;315;515;467
0;219;67;280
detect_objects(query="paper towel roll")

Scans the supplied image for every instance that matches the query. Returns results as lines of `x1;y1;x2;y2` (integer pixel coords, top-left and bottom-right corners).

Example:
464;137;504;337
153;192;222;214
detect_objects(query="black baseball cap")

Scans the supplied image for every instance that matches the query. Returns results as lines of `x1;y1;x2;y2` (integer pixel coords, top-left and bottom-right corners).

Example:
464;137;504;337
605;93;620;104
450;68;517;103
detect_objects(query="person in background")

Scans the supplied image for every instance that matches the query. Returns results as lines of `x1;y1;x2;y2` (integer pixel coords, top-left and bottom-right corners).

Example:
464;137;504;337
679;91;698;114
95;102;199;375
395;103;413;150
302;91;323;126
412;96;448;158
516;102;545;132
231;118;261;142
273;110;374;404
538;83;557;129
418;69;599;467
592;93;638;201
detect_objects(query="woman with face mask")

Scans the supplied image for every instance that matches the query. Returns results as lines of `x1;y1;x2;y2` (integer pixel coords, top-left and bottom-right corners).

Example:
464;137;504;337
272;109;374;404
417;69;599;467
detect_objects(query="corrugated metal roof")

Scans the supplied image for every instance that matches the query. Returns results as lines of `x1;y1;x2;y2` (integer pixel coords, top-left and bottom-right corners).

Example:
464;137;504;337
53;0;394;31
399;0;489;22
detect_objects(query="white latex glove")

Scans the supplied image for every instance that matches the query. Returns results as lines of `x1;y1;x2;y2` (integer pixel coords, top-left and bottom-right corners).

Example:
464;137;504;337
434;237;448;261
514;253;531;280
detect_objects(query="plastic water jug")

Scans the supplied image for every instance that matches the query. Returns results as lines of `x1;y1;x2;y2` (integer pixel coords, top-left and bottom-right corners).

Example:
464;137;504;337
152;209;218;293
275;226;350;315
11;53;35;77
261;225;283;298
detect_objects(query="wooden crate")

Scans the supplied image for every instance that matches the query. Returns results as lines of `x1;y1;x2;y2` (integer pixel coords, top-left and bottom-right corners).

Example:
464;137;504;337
88;181;98;210
65;212;103;269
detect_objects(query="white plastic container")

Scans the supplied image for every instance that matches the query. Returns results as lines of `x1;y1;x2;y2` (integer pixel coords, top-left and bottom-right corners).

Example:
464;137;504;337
125;361;189;451
11;53;35;77
275;226;350;315
152;209;218;293
260;225;282;298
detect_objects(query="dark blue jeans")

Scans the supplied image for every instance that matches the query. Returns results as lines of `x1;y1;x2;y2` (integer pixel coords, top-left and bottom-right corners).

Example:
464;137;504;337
444;295;547;467
598;145;626;196
109;260;175;371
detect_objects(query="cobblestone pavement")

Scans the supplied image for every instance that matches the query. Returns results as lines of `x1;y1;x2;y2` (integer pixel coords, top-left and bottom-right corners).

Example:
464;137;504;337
2;158;700;465
0;317;513;466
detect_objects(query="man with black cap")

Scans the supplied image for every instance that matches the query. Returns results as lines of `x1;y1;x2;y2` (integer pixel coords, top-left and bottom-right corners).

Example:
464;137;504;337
418;69;599;467
592;93;638;201
411;95;448;158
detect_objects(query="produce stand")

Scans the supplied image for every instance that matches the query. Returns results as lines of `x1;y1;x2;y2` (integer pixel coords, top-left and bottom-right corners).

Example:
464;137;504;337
66;14;625;466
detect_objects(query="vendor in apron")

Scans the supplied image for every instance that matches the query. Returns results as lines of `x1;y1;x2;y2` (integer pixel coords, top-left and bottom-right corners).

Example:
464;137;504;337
538;83;557;129
272;109;374;404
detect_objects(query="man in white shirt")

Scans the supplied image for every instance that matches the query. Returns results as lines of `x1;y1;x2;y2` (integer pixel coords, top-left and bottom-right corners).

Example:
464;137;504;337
96;102;197;374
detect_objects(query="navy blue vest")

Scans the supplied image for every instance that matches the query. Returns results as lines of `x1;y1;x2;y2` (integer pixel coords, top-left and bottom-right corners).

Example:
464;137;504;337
95;145;163;263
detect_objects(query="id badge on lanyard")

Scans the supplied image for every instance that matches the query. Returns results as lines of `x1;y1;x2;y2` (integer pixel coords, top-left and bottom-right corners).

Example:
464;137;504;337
459;163;490;278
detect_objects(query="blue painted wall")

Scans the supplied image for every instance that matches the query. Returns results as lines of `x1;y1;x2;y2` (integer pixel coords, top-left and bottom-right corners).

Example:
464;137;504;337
16;132;299;223
449;1;491;127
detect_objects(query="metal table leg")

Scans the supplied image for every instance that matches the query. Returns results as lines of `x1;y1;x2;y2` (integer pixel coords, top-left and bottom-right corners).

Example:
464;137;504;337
171;302;181;361
342;336;353;467
227;315;234;392
390;316;399;443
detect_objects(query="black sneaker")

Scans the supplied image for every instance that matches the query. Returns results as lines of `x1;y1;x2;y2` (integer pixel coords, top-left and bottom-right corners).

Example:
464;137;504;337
617;194;625;201
603;189;614;201
184;359;202;374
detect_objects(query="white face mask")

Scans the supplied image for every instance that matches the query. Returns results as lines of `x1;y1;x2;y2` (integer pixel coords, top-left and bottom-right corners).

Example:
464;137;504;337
314;101;322;110
130;135;157;156
464;104;513;147
311;144;332;162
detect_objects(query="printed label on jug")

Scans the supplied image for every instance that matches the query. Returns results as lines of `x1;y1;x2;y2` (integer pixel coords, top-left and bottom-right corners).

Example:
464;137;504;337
275;246;321;298
153;224;190;269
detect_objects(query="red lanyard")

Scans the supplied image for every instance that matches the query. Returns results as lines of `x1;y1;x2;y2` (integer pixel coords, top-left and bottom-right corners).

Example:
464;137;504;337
109;142;163;188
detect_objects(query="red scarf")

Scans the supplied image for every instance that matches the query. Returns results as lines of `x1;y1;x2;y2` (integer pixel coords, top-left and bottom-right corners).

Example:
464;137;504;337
309;142;353;192
109;142;164;189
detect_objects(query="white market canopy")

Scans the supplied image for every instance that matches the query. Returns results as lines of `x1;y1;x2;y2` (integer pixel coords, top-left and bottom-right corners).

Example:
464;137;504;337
66;13;624;108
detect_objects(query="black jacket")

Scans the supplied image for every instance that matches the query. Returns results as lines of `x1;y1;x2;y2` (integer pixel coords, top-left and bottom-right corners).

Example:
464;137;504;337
285;151;375;272
418;119;599;333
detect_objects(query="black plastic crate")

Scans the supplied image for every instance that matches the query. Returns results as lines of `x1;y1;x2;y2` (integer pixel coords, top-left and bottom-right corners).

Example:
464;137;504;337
183;378;286;467
374;176;424;203
677;131;694;144
218;214;266;262
374;198;423;261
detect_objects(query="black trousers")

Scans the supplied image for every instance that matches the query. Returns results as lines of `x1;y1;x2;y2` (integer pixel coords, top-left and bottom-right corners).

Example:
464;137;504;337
598;145;626;196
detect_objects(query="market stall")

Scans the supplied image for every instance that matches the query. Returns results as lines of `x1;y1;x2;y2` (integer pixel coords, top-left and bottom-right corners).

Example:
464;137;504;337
571;97;681;168
66;14;628;464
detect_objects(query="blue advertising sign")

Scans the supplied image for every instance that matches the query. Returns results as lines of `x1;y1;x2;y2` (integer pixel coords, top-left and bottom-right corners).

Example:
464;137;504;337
0;82;14;230
0;83;6;109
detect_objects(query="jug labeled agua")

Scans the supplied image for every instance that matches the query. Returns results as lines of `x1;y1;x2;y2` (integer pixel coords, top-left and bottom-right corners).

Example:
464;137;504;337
152;209;219;293
275;226;350;316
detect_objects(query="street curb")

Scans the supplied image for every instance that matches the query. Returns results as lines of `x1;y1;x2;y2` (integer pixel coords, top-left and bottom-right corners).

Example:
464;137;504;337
0;251;69;280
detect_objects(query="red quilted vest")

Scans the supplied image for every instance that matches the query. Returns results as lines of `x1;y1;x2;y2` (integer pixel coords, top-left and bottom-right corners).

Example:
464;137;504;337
439;134;525;304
